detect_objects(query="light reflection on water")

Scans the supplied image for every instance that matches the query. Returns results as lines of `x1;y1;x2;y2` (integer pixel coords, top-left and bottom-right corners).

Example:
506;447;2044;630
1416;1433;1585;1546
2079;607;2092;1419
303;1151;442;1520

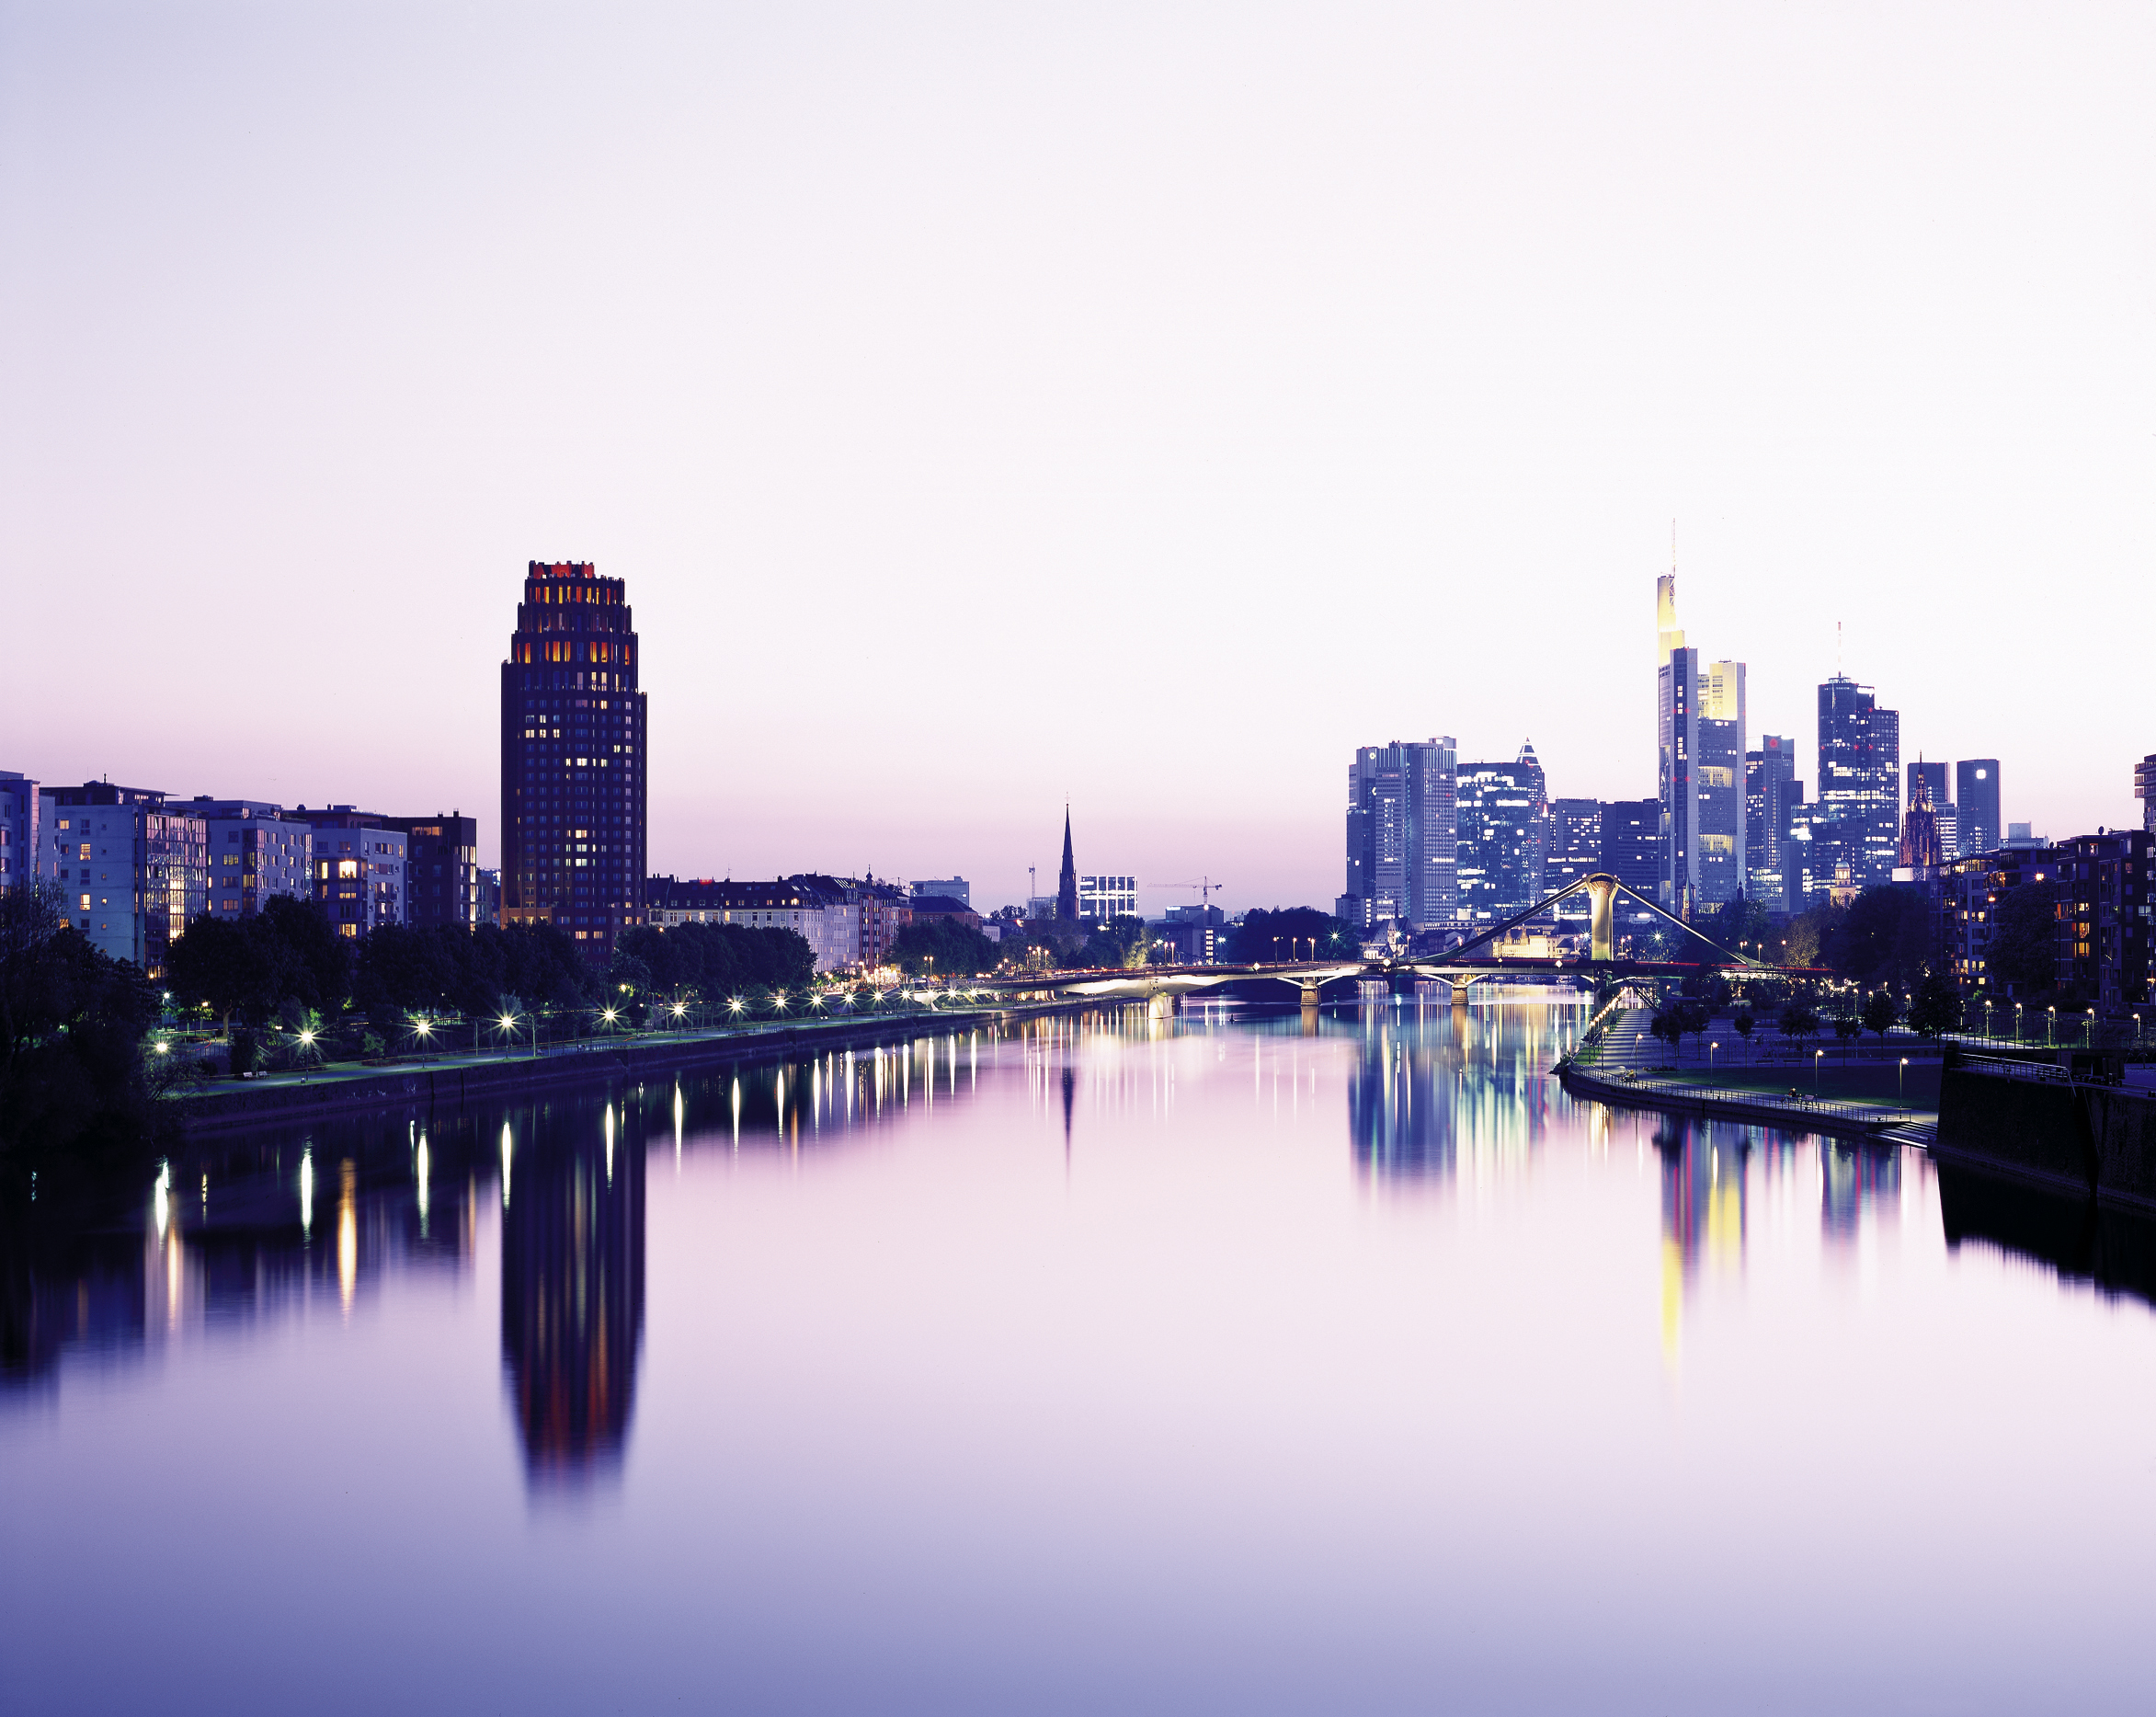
4;999;2156;1713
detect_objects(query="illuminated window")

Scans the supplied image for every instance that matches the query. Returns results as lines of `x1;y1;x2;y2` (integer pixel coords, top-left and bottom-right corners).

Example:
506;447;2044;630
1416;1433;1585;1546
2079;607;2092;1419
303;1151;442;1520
338;860;359;879
79;893;90;910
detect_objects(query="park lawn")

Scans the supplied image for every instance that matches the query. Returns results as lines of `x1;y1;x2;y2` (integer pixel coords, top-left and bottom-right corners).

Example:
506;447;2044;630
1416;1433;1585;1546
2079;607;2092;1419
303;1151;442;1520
1634;1055;1941;1108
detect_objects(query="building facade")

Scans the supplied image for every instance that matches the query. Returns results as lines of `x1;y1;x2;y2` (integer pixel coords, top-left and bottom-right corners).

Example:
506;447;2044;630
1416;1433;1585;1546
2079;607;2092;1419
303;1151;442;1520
1078;875;1137;922
299;809;407;936
1745;737;1799;911
1544;797;1603;921
502;560;649;962
186;799;314;918
1341;738;1459;934
1817;675;1899;890
383;814;481;929
645;875;913;974
909;877;969;907
1600;799;1660;901
2054;830;2153;1013
0;770;38;891
1454;745;1547;923
2136;755;2156;836
1956;760;2001;861
36;783;207;978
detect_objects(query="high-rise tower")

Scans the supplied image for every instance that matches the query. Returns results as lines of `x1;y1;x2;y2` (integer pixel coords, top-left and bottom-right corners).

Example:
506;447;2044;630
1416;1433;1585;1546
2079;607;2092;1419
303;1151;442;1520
1818;675;1899;888
501;561;648;964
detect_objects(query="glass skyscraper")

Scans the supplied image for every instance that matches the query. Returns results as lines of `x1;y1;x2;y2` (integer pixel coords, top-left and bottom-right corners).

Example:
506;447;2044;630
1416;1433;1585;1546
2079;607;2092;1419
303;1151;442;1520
1656;576;1745;913
1956;759;2001;857
1817;675;1899;889
1341;738;1456;933
1454;744;1547;923
501;561;649;965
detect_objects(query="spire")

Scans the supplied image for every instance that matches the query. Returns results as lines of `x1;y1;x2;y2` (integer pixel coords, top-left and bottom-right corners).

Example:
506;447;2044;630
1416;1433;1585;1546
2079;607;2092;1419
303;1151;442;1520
1055;805;1079;922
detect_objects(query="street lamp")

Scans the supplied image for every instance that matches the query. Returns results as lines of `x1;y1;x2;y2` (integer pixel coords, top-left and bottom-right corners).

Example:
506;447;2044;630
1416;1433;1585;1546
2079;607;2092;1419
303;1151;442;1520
1814;1047;1823;1096
2048;1005;2056;1046
2014;1002;2024;1042
1709;1040;1718;1073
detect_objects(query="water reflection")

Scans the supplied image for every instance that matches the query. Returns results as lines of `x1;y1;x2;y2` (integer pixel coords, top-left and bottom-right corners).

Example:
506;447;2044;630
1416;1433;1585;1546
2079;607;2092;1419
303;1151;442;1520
1345;990;1580;1179
501;1100;646;1486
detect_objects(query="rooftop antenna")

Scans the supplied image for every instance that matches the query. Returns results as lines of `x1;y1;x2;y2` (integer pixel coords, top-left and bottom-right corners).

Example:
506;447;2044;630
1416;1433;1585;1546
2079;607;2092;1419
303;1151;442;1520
1837;620;1842;675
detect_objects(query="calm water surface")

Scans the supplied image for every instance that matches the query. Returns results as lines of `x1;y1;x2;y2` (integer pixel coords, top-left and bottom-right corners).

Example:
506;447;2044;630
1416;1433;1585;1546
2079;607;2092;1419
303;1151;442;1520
6;1000;2155;1714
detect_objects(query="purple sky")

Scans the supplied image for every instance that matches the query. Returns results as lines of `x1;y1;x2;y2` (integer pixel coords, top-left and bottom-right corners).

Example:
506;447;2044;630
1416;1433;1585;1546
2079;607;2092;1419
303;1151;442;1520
4;4;2150;912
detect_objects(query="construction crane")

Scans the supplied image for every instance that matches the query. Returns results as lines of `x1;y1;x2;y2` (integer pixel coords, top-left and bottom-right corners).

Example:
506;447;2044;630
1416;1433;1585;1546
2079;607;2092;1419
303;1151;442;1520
1156;877;1223;909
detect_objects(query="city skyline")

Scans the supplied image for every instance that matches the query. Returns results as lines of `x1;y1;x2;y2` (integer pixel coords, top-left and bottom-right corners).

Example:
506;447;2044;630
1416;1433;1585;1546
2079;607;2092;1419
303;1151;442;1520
6;6;2151;912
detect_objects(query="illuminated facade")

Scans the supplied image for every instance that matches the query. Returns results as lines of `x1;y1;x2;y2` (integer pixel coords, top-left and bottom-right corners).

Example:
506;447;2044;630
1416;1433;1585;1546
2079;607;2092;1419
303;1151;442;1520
186;799;314;917
1454;745;1547;923
1957;760;2002;857
1745;737;1799;910
501;561;649;963
1341;737;1457;933
35;782;207;978
1818;675;1900;889
1654;577;1744;911
298;809;407;936
1078;875;1138;922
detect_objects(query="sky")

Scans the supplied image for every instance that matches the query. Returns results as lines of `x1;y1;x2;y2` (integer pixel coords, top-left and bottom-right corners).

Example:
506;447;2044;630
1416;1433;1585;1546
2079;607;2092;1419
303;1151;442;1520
3;2;2150;914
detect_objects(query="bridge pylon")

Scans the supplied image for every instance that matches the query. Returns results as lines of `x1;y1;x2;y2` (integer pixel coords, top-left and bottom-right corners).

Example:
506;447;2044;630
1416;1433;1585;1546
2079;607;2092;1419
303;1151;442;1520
1586;874;1618;963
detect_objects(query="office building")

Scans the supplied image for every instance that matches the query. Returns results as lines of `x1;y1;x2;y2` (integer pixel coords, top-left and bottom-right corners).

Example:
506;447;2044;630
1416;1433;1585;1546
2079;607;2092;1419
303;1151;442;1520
1817;675;1899;889
1455;744;1547;922
1545;798;1603;921
36;783;207;978
1696;658;1747;907
298;809;407;936
1745;738;1798;910
1341;738;1457;933
1956;760;2001;858
502;560;649;962
1654;577;1745;911
1157;903;1224;965
909;877;969;907
1078;875;1138;922
382;814;481;929
1600;799;1660;902
185;799;314;918
478;868;501;927
2135;755;2156;836
0;771;38;890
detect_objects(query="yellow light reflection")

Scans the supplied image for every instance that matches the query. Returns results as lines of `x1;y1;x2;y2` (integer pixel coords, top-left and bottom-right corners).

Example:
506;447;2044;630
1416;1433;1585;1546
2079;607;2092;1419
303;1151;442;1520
501;1121;514;1206
416;1135;430;1235
299;1149;314;1237
337;1159;357;1315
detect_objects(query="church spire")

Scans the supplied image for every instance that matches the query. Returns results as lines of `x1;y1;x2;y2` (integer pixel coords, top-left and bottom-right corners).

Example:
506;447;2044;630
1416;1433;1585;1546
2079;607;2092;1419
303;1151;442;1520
1055;805;1079;922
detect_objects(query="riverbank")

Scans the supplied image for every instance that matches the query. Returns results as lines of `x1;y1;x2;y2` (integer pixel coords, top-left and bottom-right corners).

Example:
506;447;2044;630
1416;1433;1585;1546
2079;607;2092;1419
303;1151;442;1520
169;998;1101;1135
1556;1059;1934;1142
1933;1059;2156;1213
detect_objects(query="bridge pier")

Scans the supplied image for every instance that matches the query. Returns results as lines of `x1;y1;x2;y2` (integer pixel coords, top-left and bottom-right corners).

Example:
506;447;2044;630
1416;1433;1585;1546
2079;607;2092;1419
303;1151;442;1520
1146;990;1180;1020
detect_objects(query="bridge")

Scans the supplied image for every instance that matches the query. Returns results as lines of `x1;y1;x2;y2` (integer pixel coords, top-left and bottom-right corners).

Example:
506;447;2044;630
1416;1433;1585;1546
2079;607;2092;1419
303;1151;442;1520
975;873;1827;1012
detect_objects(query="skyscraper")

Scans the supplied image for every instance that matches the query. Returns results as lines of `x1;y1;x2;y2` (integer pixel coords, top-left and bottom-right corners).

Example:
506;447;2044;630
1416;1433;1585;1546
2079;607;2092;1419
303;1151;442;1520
1545;797;1604;920
1055;808;1078;921
1696;658;1746;907
1957;760;2001;856
1745;737;1797;908
1655;577;1745;913
1817;675;1899;888
1454;743;1546;922
501;561;649;964
1341;738;1457;933
2138;755;2156;837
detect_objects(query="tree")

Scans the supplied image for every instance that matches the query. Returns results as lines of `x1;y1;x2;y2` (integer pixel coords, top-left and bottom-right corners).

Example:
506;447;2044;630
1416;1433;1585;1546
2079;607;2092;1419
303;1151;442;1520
1828;887;1935;990
1861;989;1899;1044
1987;884;2059;997
1832;1012;1863;1057
1906;970;1966;1038
1648;1005;1683;1067
891;918;998;978
1678;997;1713;1057
166;913;299;1033
261;894;352;1013
1777;999;1819;1047
0;879;163;1156
1732;1010;1755;1063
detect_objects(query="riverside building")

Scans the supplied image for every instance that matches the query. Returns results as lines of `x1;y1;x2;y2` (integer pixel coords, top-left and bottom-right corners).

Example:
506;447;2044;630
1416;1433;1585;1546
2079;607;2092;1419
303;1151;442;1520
0;770;38;890
36;782;207;978
501;561;649;963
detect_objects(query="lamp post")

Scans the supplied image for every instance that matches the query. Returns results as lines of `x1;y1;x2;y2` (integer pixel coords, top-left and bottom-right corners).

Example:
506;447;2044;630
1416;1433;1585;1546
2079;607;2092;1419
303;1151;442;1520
1814;1047;1823;1096
1899;1056;1909;1103
2048;1005;2056;1046
2014;1002;2024;1042
1709;1040;1718;1074
2087;1008;2097;1050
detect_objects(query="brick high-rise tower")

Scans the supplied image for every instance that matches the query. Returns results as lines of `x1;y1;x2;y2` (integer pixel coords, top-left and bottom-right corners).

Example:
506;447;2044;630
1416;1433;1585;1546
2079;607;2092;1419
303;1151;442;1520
501;561;648;964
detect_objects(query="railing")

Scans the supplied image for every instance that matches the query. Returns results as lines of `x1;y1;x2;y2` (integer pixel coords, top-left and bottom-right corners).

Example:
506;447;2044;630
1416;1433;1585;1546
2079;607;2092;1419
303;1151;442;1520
1569;1066;1918;1130
1954;1054;2071;1085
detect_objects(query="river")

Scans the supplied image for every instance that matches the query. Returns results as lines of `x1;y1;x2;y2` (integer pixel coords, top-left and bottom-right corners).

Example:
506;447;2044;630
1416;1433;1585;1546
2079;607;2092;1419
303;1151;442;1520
5;998;2153;1713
